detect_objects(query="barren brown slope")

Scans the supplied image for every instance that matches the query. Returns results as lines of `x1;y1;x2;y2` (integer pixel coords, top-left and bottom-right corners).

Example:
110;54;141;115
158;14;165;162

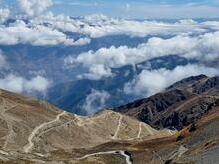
0;89;175;163
43;105;219;164
0;74;218;163
114;75;219;130
1;106;217;163
135;107;219;164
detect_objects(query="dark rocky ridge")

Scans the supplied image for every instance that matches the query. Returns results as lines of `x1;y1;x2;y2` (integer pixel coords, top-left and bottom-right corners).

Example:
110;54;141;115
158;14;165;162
114;75;219;130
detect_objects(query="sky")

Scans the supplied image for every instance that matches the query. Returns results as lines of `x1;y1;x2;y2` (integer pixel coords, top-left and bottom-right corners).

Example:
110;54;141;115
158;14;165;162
1;0;219;19
1;0;219;110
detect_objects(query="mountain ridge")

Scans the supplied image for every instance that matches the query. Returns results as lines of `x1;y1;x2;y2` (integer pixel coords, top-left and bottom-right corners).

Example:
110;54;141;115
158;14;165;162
0;75;218;163
114;75;219;130
0;88;176;163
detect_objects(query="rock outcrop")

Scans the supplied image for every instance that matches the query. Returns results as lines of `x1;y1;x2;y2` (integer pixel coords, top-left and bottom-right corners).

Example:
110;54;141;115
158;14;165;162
115;75;219;130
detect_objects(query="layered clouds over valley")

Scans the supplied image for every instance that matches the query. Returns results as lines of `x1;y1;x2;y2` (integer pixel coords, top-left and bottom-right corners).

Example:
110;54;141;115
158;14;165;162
124;64;218;97
0;0;219;114
0;50;50;94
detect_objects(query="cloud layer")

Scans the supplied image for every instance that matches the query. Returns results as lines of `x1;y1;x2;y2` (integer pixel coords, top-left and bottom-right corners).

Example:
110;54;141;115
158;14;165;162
0;20;90;46
0;74;50;94
124;64;219;97
0;1;219;112
31;14;213;38
1;0;219;47
1;3;219;47
65;31;219;79
0;50;50;94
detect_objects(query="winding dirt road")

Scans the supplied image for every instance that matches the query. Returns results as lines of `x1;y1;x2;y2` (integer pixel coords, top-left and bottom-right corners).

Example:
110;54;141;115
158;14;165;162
0;98;17;150
76;150;133;164
137;122;142;138
112;113;123;139
23;111;66;153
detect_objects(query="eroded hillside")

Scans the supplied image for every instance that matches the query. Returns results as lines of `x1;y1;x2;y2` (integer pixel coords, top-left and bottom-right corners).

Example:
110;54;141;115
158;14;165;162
0;75;218;163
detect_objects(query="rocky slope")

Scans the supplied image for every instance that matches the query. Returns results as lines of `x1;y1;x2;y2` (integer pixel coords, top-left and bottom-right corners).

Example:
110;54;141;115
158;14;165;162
0;75;218;163
114;75;219;130
0;89;174;163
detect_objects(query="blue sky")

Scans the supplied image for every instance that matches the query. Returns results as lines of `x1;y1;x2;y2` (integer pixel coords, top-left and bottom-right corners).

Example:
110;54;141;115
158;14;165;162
2;0;219;19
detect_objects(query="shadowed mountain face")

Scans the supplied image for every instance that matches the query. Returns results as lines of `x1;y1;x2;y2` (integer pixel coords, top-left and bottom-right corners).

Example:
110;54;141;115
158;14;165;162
0;75;218;163
114;75;219;130
46;55;193;115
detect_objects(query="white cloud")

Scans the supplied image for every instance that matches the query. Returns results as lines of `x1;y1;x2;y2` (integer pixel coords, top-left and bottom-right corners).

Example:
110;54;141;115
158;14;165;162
0;74;50;94
31;12;81;33
65;35;194;69
27;13;219;38
65;31;219;79
79;14;207;38
0;20;90;46
1;10;219;46
72;37;91;46
25;76;50;93
17;0;53;18
124;64;219;97
82;89;110;115
0;49;50;94
77;64;113;80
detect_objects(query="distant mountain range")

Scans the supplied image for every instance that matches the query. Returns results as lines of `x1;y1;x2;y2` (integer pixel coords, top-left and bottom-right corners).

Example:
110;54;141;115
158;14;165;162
46;55;194;115
0;74;218;163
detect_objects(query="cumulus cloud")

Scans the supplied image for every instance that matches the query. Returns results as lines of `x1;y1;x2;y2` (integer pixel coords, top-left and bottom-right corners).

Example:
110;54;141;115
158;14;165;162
31;12;82;33
82;89;110;115
24;13;219;39
66;35;194;67
124;64;219;97
0;74;50;94
65;31;219;79
81;15;206;38
0;50;50;94
72;37;91;46
42;14;219;38
0;20;90;46
1;9;219;46
77;64;113;80
25;76;50;93
17;0;53;18
42;14;205;38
